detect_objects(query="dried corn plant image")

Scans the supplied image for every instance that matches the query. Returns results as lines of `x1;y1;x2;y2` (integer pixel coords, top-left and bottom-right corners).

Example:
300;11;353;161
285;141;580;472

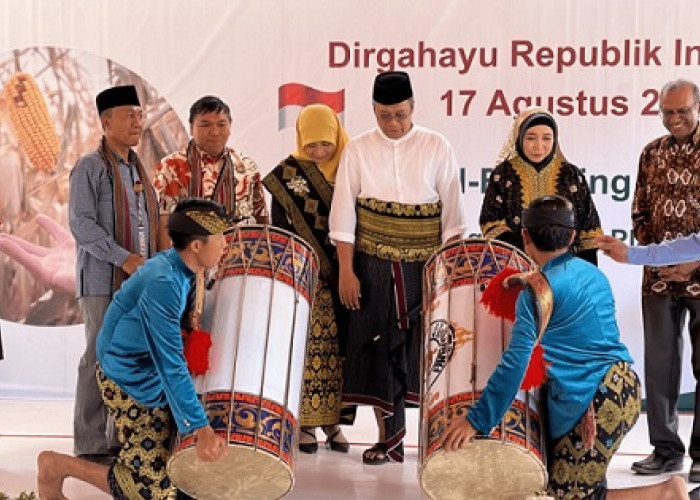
0;47;188;326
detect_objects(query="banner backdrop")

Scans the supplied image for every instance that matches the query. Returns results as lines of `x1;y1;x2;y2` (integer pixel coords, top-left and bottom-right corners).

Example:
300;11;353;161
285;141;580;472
0;0;699;401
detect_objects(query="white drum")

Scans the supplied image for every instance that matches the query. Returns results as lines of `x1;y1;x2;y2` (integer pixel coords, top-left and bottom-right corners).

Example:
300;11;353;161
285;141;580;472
420;238;548;500
168;225;318;499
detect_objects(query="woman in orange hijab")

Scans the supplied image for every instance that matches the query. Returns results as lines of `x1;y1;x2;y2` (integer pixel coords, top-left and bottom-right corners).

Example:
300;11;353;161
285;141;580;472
263;104;352;454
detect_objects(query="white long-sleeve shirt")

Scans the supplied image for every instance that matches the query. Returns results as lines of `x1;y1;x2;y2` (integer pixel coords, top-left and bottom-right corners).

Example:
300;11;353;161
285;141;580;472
329;125;467;244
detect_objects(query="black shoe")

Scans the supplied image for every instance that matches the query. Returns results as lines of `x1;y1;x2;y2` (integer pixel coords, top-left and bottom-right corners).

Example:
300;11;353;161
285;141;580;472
690;486;700;500
690;461;700;482
298;427;318;454
322;425;350;453
631;452;683;475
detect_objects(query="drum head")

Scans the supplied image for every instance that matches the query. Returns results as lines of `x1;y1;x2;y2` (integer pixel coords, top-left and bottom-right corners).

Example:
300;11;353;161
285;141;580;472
420;439;547;500
168;444;293;499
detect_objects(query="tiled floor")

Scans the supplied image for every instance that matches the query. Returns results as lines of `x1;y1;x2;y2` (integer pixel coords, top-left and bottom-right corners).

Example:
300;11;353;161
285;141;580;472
0;400;697;499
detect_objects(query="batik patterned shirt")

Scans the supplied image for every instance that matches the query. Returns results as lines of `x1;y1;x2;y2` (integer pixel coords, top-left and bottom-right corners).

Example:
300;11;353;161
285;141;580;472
152;144;268;224
632;125;700;297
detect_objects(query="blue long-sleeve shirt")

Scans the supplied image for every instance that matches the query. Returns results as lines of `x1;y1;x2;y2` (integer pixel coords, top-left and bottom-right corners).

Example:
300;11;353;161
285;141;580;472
628;233;700;266
467;252;633;439
96;248;208;434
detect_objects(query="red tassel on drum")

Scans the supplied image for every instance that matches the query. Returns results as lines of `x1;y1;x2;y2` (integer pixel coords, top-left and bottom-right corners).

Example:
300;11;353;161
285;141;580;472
520;344;549;390
183;328;213;375
479;267;525;322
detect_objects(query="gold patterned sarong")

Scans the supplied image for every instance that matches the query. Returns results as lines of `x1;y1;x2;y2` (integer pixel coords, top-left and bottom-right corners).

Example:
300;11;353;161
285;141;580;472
97;366;177;500
299;282;344;426
547;362;640;499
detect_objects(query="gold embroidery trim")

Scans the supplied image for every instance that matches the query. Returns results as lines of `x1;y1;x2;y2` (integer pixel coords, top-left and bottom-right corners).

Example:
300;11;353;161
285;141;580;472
357;197;442;217
355;198;441;262
510;156;563;209
579;227;604;250
186;210;230;234
481;220;509;239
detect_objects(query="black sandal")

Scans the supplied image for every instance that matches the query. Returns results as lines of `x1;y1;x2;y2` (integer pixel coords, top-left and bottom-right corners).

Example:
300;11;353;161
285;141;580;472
298;427;318;454
324;428;350;453
362;442;389;465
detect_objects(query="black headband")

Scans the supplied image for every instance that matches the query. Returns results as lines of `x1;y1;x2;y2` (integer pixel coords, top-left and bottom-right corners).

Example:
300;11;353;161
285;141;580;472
521;207;575;229
168;209;232;235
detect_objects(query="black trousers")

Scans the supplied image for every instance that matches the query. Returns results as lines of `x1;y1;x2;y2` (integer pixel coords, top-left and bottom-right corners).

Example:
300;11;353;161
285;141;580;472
642;294;700;460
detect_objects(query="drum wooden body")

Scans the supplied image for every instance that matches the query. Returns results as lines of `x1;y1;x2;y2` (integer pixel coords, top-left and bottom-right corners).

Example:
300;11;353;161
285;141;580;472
168;225;318;499
419;239;547;500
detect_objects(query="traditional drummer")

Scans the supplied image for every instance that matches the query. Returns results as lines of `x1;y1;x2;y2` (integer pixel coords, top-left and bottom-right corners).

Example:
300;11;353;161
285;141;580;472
441;195;687;499
328;71;468;464
37;199;230;500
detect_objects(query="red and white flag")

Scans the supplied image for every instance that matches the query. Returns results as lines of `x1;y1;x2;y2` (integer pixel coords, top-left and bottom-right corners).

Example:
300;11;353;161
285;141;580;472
278;83;345;130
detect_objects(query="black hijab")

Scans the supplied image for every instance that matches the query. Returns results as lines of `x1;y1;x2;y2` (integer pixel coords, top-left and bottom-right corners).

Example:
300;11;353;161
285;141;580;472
515;112;558;170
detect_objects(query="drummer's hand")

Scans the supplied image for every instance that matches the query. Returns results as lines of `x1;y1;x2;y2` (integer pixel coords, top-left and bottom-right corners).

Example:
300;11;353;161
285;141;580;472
194;425;228;462
339;268;361;310
594;235;629;263
440;416;477;452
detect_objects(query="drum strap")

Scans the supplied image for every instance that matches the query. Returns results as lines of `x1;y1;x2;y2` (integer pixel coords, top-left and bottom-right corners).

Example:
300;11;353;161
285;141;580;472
581;402;596;451
520;271;554;390
181;270;206;331
190;271;205;329
483;268;554;390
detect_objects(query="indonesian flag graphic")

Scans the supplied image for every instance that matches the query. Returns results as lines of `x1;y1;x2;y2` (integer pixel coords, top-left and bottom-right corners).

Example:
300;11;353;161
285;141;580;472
278;83;345;129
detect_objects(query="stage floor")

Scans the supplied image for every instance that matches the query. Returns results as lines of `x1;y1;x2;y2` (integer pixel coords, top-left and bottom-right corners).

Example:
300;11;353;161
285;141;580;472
0;400;697;499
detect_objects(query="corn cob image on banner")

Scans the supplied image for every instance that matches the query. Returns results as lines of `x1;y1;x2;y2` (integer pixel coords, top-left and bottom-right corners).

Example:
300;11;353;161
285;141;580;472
3;72;60;173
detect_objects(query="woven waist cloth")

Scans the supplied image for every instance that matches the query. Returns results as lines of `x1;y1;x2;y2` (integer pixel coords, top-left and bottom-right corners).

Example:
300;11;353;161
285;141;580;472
355;197;442;262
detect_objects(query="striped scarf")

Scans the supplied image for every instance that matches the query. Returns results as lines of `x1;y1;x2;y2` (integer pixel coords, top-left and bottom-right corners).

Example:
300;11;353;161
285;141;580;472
185;139;237;216
98;137;158;291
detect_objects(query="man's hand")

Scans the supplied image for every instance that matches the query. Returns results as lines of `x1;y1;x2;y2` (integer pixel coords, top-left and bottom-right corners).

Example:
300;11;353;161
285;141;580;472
121;254;145;275
658;261;700;281
194;425;228;462
595;235;629;263
440;415;477;452
336;241;361;310
338;267;361;310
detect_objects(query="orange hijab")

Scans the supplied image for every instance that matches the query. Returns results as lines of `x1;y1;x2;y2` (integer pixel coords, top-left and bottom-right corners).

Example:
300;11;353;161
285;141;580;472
292;104;349;183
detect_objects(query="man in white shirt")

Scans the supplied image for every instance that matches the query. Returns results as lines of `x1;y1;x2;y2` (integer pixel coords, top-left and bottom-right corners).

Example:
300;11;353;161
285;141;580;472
329;71;467;464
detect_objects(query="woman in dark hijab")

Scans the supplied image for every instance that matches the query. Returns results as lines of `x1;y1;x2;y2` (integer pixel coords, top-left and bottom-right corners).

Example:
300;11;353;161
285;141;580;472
479;106;603;264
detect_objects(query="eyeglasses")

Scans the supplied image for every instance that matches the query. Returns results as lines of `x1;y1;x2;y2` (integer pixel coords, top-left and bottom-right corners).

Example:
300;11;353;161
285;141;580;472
658;103;698;119
376;111;411;123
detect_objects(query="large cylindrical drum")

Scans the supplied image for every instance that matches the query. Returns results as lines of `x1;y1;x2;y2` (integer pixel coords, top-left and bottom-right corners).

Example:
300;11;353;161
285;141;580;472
419;238;547;500
168;225;318;499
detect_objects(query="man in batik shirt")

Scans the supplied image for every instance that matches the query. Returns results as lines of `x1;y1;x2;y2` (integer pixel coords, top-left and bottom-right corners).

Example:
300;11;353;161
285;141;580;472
152;95;268;250
630;78;700;481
